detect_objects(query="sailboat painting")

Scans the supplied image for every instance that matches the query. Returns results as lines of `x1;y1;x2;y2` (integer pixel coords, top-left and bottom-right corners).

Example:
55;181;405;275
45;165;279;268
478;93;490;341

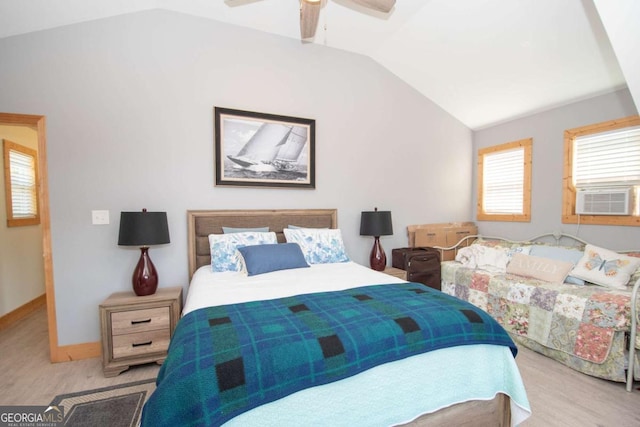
214;107;316;188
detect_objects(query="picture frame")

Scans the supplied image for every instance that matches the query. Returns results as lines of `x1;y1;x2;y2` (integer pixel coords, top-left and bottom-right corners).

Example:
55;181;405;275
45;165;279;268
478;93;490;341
214;107;316;189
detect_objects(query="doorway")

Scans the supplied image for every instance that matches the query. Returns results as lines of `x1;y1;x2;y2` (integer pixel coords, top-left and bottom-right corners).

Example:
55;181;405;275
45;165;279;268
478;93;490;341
0;113;57;362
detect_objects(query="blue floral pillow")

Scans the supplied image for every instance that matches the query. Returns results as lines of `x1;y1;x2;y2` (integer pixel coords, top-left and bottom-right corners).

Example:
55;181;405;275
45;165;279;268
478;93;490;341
208;232;277;272
283;228;350;264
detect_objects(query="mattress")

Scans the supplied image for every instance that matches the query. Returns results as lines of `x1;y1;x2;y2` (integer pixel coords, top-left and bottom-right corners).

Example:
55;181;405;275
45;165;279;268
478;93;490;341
184;261;406;314
175;261;531;426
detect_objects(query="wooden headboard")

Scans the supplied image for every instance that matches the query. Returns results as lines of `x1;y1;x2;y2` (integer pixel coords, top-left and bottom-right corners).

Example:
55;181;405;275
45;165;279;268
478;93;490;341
187;209;338;279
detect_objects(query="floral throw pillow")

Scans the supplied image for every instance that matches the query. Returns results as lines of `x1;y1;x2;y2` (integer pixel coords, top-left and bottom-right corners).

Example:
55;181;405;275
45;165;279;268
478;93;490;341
208;232;277;272
283;228;350;264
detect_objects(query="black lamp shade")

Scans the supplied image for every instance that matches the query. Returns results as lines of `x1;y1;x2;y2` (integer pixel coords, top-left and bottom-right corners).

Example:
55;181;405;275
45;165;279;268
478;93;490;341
360;211;393;237
118;211;170;246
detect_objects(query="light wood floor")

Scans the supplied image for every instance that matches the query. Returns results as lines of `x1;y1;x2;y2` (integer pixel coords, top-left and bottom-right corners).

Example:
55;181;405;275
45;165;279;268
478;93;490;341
0;306;159;406
1;307;639;426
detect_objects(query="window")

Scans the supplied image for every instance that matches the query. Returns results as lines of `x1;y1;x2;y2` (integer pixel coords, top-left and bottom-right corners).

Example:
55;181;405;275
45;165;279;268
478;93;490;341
477;138;532;222
3;139;40;227
562;115;640;226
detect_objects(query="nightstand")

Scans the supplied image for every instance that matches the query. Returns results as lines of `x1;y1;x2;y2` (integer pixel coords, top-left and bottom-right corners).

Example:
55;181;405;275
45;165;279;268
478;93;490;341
383;267;407;281
100;286;183;377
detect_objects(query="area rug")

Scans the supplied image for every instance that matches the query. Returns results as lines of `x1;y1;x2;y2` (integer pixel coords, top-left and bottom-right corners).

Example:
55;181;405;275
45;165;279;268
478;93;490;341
49;378;156;427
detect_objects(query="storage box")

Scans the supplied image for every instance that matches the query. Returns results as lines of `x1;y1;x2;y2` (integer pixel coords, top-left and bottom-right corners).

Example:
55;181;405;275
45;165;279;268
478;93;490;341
407;222;477;261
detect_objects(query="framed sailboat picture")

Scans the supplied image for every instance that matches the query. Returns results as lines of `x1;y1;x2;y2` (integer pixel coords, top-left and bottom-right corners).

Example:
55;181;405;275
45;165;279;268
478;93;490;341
214;107;316;189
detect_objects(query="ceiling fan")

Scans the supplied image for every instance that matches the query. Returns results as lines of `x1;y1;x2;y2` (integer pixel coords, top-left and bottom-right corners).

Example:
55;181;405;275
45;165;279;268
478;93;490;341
300;0;396;39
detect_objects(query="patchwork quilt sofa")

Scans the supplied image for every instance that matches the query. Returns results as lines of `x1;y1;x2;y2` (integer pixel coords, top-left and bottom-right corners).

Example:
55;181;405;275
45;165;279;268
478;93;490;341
440;234;640;388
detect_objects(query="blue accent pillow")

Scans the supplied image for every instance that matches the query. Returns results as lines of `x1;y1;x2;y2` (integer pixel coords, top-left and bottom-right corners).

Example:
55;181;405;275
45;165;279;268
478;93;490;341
529;245;585;285
238;243;310;276
222;226;269;233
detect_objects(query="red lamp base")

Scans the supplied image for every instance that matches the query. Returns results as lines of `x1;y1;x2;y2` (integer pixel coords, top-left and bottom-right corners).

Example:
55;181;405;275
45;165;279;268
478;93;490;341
369;236;386;271
132;247;158;296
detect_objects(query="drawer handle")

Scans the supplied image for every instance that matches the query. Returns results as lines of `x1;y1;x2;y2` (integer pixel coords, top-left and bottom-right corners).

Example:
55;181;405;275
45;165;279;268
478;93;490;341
131;319;152;325
132;341;153;348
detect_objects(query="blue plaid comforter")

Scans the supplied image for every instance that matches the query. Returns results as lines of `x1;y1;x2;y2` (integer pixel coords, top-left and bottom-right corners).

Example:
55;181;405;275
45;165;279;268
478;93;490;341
141;283;516;426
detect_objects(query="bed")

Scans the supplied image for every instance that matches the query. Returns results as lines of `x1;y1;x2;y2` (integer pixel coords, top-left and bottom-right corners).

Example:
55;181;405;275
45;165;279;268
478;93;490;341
141;209;531;426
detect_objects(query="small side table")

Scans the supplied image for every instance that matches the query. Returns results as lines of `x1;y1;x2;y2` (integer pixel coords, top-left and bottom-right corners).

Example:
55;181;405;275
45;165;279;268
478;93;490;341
100;286;183;377
383;267;407;281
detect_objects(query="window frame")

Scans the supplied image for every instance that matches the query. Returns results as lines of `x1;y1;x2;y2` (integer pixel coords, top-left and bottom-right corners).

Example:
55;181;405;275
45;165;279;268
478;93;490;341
3;139;40;227
562;115;640;226
477;138;532;222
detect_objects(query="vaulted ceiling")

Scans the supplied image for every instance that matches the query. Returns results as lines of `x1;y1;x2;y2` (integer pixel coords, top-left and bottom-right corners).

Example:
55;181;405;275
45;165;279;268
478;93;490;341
0;0;636;129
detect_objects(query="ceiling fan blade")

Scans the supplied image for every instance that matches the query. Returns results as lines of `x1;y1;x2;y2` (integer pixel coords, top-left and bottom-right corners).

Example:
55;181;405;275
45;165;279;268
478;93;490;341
224;0;264;6
349;0;395;13
300;0;322;39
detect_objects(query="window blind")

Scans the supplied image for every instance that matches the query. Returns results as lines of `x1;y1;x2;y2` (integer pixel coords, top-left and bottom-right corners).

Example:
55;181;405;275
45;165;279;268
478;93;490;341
9;148;38;218
574;126;640;187
483;147;524;214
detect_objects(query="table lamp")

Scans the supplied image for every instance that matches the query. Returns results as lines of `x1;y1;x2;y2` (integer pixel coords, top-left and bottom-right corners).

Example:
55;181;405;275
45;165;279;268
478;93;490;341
360;207;393;271
118;209;170;296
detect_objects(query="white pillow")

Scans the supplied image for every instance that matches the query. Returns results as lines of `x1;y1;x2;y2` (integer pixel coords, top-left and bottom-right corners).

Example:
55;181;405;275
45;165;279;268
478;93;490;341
209;232;277;272
283;228;350;264
455;244;510;273
571;244;640;289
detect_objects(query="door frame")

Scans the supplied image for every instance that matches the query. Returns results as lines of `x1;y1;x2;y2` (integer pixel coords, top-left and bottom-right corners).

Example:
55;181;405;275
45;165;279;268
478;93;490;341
0;112;59;359
0;113;100;362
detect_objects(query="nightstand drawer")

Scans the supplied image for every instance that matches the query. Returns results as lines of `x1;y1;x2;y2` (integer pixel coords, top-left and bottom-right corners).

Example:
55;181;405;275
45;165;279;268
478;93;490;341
111;307;170;335
112;329;170;359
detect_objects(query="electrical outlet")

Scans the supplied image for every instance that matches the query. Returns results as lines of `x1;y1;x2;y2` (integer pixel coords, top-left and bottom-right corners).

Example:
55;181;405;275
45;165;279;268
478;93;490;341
92;210;110;225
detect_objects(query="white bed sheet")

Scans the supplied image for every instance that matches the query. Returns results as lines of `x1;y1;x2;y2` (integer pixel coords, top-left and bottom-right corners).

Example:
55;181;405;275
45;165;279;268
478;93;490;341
184;261;405;315
183;262;532;426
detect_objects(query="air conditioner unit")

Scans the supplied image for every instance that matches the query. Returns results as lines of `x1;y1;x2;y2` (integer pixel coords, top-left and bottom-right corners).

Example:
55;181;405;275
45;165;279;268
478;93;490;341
575;187;633;215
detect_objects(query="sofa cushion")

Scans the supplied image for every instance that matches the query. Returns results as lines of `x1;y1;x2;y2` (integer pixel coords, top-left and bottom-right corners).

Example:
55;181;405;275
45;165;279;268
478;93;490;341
529;245;585;285
507;253;574;283
571;244;640;289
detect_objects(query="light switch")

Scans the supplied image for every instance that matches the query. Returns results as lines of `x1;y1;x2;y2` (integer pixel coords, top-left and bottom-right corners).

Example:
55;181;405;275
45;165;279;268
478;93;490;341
92;210;110;225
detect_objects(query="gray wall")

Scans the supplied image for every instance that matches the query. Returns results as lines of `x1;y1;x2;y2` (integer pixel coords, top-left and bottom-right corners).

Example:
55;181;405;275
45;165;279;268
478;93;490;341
0;10;473;345
0;125;45;316
473;89;640;249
